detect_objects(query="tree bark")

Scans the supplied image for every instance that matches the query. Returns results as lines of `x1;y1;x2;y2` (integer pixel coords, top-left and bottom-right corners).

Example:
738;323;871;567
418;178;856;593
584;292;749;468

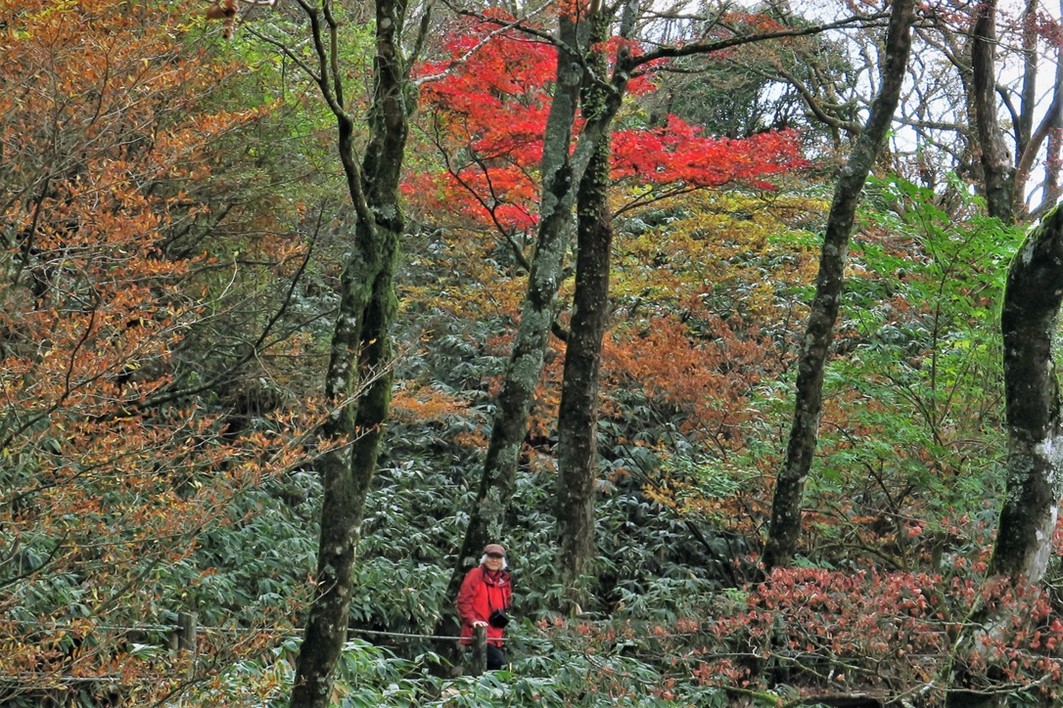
970;0;1014;223
944;7;1059;703
1014;0;1063;217
289;0;410;704
761;0;915;573
447;0;639;603
447;16;588;590
945;205;1063;708
990;203;1063;582
967;0;1063;583
967;0;1063;587
555;7;613;613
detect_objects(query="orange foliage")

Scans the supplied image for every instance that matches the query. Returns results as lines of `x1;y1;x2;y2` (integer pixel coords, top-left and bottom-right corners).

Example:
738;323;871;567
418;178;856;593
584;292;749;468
391;384;469;423
0;0;314;700
603;314;780;446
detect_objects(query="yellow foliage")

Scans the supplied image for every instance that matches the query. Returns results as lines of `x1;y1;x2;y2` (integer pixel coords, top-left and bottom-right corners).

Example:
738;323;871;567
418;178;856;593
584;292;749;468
613;190;826;321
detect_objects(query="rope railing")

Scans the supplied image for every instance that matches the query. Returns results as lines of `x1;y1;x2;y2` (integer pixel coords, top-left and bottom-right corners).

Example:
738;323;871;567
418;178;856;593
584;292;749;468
13;620;486;642
9;615;720;641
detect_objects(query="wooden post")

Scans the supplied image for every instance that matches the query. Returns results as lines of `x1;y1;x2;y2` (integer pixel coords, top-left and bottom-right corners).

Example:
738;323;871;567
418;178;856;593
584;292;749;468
471;624;487;676
175;611;197;655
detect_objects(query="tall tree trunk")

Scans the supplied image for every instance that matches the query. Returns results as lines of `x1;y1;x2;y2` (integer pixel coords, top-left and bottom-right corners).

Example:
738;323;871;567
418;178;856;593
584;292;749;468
555;7;613;613
945;207;1063;708
975;0;1062;591
992;202;1063;582
290;0;409;703
1043;1;1063;210
968;0;1063;583
971;0;1014;223
945;7;1059;705
1014;0;1063;217
447;0;637;601
1016;0;1038;158
761;0;915;573
1044;61;1063;210
447;16;588;590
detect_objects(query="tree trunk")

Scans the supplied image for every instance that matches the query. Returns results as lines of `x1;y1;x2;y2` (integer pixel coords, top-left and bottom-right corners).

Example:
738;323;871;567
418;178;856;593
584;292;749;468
990;203;1063;582
1042;11;1063;210
970;0;1014;223
945;6;1058;703
289;0;409;704
555;7;613;613
945;205;1063;708
761;0;915;573
446;15;589;588
966;0;1063;582
448;0;637;600
1015;0;1063;217
967;0;1063;586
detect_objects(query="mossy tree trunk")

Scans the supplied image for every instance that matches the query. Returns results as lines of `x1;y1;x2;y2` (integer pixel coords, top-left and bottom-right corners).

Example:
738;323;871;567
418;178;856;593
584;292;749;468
978;0;1063;586
967;0;1063;585
555;5;614;613
447;15;588;587
945;205;1063;708
288;0;411;704
447;1;639;608
991;204;1063;582
762;0;915;572
944;6;1061;704
970;0;1014;225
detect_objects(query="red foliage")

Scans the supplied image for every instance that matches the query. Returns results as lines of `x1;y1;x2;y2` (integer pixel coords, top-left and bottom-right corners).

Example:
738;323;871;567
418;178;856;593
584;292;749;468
539;565;1063;702
407;19;807;235
409;18;553;233
694;568;1063;701
612;119;807;190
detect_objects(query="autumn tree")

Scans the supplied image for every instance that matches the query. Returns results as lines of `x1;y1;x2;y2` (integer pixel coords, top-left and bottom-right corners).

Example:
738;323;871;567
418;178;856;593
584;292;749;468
557;37;810;609
642;5;857;154
415;0;878;591
440;7;610;591
0;0;314;701
882;0;1061;216
238;0;425;703
410;8;811;608
972;0;1062;589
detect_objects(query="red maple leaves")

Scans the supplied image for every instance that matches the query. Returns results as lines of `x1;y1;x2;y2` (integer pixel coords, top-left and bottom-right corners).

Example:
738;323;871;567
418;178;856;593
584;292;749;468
406;17;808;234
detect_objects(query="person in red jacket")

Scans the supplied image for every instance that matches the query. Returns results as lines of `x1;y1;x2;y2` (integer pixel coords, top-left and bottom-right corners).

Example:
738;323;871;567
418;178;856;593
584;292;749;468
456;542;513;670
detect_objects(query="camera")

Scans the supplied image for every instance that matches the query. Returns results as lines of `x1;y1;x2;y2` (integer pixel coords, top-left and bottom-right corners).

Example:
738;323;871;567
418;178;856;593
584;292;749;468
488;609;510;628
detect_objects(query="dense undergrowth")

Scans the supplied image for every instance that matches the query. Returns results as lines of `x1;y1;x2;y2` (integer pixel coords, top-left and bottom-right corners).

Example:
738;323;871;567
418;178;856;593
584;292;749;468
13;439;1059;706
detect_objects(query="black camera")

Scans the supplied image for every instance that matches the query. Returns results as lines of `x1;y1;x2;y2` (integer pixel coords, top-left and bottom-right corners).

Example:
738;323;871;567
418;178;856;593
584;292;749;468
488;609;510;628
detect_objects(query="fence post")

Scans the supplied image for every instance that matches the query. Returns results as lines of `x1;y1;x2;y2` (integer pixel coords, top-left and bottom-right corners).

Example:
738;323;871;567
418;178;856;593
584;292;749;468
174;611;197;655
471;624;487;676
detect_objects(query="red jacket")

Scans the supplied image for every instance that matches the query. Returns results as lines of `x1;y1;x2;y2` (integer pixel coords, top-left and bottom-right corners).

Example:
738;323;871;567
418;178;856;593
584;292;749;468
456;565;512;647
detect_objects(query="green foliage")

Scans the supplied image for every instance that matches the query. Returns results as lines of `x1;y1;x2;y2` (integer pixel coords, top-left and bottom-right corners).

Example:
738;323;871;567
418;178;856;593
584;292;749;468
800;176;1020;569
190;633;731;706
183;470;320;625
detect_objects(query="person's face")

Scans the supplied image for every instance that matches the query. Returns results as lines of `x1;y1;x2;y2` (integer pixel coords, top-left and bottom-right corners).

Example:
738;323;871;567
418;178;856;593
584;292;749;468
485;552;505;571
